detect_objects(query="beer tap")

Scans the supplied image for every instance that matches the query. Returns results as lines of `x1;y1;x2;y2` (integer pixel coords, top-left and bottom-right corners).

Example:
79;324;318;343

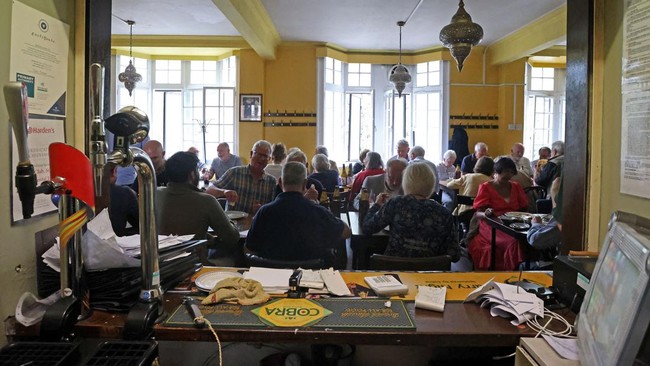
89;63;164;339
89;63;107;197
4;82;94;340
3;83;56;218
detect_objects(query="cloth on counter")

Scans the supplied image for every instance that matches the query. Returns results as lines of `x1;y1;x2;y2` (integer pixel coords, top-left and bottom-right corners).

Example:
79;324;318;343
201;277;270;306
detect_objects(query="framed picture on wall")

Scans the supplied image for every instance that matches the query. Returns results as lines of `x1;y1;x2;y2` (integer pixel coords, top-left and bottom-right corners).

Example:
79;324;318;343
240;94;263;122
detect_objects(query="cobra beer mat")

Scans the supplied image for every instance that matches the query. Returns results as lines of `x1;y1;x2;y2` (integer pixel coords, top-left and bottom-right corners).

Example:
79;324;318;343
312;299;414;329
165;298;414;330
165;302;265;328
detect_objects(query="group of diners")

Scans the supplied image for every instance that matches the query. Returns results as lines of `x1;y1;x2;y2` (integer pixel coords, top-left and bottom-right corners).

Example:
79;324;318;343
107;136;565;271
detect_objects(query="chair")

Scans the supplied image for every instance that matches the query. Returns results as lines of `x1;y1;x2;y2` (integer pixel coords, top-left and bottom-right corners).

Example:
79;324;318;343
369;254;452;271
455;195;475;240
243;244;327;270
524;186;547;213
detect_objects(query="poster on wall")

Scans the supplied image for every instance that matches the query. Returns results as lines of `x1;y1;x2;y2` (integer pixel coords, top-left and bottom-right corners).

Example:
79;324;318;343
621;0;650;198
9;0;70;117
10;118;65;222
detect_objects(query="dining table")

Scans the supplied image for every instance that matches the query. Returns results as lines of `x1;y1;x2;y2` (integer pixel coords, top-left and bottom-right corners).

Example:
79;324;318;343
482;212;545;270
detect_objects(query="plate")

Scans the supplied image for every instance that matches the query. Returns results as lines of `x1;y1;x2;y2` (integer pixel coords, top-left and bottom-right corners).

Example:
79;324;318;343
503;212;532;220
195;271;243;292
226;211;248;220
509;222;531;230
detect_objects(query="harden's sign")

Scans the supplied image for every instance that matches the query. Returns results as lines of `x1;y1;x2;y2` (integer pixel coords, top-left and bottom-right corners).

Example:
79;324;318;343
252;298;331;327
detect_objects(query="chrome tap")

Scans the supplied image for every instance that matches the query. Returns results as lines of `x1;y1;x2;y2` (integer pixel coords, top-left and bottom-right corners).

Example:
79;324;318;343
104;106;161;304
89;63;108;197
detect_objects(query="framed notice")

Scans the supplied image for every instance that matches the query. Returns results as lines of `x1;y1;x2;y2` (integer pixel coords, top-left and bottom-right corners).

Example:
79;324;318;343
11;118;66;223
9;1;70;117
240;94;263;122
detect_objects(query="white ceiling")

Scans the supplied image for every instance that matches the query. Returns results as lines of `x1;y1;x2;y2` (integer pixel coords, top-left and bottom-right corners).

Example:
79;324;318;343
111;0;566;52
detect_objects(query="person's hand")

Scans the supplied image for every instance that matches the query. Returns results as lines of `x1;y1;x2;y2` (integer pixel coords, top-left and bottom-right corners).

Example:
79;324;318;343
531;216;542;224
304;184;318;201
375;193;389;206
224;190;238;204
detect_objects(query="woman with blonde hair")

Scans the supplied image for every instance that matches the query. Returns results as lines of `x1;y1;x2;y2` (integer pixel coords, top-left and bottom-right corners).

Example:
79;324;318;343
362;163;460;259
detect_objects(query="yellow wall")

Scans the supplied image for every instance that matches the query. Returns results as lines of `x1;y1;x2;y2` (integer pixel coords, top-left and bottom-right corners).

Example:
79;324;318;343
238;44;530;160
596;0;650;244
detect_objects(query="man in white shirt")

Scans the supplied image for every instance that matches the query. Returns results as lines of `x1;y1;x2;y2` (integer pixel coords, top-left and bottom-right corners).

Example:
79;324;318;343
509;142;533;178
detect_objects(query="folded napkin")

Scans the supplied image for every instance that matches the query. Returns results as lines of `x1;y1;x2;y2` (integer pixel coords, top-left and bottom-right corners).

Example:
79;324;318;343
201;277;270;306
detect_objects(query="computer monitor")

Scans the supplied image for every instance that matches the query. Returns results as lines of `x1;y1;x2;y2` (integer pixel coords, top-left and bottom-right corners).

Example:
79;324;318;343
577;211;650;366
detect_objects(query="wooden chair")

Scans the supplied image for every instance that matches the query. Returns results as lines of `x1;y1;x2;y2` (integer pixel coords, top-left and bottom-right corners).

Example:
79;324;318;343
369;254;452;271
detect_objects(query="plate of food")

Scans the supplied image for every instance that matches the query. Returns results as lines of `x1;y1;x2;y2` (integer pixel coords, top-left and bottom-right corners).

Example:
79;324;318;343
503;212;532;221
195;271;243;292
226;210;248;220
509;222;531;230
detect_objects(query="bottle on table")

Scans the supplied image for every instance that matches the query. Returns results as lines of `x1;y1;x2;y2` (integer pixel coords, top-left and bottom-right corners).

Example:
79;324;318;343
454;165;461;179
359;188;370;223
319;190;330;209
341;164;348;185
348;163;354;185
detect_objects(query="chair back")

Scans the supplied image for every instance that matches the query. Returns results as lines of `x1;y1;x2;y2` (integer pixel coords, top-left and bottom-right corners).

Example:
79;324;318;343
244;251;325;270
369;254;451;271
524;186;547;213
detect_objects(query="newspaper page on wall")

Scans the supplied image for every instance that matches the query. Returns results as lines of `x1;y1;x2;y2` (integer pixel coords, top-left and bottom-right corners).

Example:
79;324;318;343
621;0;650;198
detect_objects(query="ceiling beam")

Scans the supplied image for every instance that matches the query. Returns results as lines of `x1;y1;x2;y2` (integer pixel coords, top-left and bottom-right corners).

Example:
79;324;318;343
212;0;280;60
487;5;567;65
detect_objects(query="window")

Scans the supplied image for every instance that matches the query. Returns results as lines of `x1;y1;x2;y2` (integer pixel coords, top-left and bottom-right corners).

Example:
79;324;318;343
416;61;441;87
524;65;565;160
115;56;237;164
155;60;182;84
190;60;217;85
320;57;447;164
347;63;372;87
325;57;342;86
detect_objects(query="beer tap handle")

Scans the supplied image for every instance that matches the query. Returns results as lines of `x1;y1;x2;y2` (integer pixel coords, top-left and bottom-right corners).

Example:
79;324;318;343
4;82;37;219
89;63;107;197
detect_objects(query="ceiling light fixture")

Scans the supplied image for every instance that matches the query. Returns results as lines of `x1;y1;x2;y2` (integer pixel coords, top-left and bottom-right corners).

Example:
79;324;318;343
118;19;142;96
389;21;411;98
439;0;484;72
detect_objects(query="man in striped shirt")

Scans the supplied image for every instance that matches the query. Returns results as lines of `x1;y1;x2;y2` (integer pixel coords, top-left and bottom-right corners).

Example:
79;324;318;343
207;140;277;214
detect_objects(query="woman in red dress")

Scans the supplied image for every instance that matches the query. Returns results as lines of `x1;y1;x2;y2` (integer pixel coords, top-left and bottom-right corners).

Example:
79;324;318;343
467;157;528;270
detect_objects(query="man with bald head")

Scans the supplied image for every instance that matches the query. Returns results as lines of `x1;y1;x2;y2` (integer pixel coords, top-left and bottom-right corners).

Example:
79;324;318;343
206;142;243;180
143;140;169;186
509;142;533;177
460;142;488;175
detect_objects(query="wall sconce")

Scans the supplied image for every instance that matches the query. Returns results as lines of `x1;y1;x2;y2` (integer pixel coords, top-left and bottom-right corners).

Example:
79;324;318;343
439;0;483;72
389;21;411;98
118;19;142;96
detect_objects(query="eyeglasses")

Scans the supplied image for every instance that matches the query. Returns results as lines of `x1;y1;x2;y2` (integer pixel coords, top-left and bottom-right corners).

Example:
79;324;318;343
252;151;270;160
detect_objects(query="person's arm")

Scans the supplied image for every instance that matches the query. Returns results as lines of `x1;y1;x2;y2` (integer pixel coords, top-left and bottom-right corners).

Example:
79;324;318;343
460;156;471;174
527;219;561;250
206;168;238;201
207;197;240;250
361;198;391;235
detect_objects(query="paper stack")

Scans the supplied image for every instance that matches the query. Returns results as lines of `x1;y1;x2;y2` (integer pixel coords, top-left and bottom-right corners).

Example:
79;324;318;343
298;269;325;289
464;278;544;325
243;267;292;294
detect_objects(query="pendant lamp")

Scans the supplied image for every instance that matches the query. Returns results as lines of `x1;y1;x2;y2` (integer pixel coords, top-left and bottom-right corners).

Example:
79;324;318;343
118;20;142;96
389;21;411;98
439;0;484;72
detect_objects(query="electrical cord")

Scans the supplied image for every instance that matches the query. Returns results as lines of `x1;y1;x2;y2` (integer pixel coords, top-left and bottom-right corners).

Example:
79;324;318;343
492;306;576;361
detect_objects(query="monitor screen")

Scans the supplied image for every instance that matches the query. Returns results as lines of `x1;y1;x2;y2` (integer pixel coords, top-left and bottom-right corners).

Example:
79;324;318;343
577;211;650;366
